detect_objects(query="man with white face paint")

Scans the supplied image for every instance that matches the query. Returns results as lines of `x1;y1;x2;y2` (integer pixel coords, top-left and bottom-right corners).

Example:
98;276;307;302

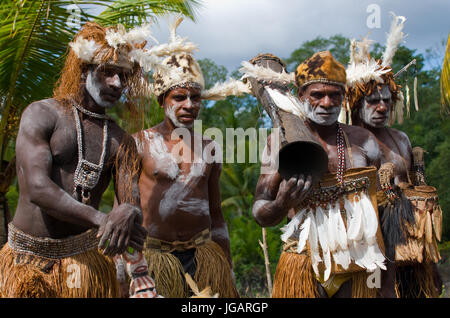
132;17;248;298
253;51;390;298
0;22;156;297
346;16;443;297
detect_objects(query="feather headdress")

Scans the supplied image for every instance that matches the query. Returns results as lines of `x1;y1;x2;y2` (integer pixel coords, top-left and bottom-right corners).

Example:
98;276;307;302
150;16;250;101
344;12;406;125
69;22;163;71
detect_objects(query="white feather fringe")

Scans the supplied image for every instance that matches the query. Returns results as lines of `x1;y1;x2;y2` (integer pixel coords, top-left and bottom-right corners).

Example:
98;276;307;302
382;12;407;67
239;61;295;84
280;195;386;277
201;78;251;100
69;37;101;62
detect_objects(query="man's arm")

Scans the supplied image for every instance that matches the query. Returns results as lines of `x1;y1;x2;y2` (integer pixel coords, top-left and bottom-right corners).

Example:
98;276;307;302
100;133;147;255
252;135;312;227
16;101;106;228
208;161;232;266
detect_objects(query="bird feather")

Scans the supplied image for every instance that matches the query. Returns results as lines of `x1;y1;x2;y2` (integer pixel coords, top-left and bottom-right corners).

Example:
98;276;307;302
297;212;311;254
280;209;305;243
308;211;322;276
360;192;378;244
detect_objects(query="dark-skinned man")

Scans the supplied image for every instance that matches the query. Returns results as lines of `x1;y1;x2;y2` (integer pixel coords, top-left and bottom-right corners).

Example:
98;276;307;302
131;18;249;298
0;22;150;298
252;51;391;298
346;15;443;297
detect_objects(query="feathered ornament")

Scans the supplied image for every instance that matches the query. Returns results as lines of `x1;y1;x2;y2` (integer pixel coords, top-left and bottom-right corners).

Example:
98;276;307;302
265;87;304;118
315;207;332;280
297;212;311;254
382;12;407;67
69;37;101;62
414;75;419;111
185;273;219;298
149;16;198;57
239;61;295;84
405;84;411;117
280;210;305;243
307;211;322;276
105;24;127;49
124;23;158;45
201;78;251;101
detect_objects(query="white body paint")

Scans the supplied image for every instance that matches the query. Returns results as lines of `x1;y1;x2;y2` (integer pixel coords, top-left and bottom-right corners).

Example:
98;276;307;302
135;130;180;180
212;223;229;241
360;86;392;127
158;161;206;221
301;99;340;126
86;71;116;108
165;93;196;128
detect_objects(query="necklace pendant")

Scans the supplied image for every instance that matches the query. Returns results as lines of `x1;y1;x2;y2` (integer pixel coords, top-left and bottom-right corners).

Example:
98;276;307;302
74;159;103;191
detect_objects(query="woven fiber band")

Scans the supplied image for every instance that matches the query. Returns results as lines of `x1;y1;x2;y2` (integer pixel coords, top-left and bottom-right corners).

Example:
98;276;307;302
8;223;100;259
145;228;211;253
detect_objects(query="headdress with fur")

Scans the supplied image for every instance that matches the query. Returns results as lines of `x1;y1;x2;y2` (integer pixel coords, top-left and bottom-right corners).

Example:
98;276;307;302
343;12;406;126
54;22;165;107
150;16;251;101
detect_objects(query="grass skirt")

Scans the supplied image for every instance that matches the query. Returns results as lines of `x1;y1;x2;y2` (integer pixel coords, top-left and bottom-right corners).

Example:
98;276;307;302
0;243;118;298
143;240;238;298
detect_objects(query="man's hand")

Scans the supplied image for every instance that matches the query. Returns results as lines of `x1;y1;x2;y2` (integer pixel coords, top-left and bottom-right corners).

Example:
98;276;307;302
97;203;147;256
274;174;313;211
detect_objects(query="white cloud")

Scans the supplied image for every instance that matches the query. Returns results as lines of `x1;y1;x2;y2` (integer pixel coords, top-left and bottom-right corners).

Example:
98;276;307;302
90;0;450;72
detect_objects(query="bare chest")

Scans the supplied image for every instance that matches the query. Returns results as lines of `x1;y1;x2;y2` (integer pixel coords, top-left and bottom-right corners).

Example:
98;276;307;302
49;116;119;170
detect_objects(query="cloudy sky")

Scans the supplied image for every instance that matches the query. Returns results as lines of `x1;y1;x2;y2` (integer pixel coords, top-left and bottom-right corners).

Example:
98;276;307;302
148;0;449;73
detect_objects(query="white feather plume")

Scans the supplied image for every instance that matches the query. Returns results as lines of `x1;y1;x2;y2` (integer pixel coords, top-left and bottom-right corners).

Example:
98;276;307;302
297;212;311;254
239;61;295;84
201;78;251;101
332;249;351;270
360;192;378;244
129;48;168;73
382;12;407;67
105;25;127;49
169;15;184;43
346;58;390;88
124;23;158;45
327;204;339;252
336;205;348;250
346;198;363;241
315;207;330;254
280;210;305;243
265;87;304;117
148;37;198;57
308;211;321;276
69;37;101;62
315;207;332;281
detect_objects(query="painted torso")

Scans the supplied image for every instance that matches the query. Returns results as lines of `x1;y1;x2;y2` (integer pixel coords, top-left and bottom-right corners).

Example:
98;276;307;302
135;127;215;242
13;98;123;238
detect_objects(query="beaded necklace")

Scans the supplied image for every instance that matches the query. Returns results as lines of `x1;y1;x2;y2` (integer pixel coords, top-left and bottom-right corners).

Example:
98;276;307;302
72;104;109;204
336;124;346;187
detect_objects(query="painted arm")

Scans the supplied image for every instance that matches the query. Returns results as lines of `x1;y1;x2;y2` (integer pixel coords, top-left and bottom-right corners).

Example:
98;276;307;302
99;133;147;255
16;101;106;229
252;135;312;227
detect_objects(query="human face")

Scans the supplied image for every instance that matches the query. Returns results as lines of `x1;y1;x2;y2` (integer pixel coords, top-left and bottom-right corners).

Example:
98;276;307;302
360;85;392;128
163;86;202;128
85;64;131;108
298;83;344;126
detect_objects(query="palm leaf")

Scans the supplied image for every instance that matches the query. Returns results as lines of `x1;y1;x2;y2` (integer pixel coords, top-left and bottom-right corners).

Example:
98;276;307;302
441;33;450;115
